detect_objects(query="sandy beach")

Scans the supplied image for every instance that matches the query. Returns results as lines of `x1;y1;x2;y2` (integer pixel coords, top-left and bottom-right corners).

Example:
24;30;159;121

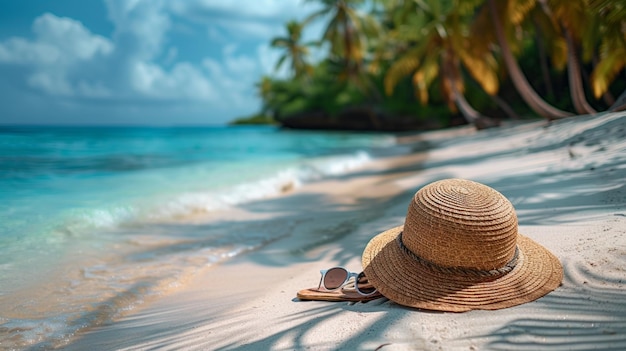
62;111;625;351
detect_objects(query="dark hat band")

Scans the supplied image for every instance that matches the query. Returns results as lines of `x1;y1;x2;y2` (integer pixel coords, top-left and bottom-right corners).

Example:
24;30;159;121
396;232;519;278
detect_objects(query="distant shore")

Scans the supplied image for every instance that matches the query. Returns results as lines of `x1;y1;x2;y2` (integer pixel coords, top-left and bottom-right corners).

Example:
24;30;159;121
63;111;626;350
229;107;472;132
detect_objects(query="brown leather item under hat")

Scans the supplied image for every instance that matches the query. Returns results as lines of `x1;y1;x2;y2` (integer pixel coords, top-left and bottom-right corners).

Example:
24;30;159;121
362;178;563;312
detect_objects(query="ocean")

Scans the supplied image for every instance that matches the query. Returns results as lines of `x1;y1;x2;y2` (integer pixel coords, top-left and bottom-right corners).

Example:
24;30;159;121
0;125;401;348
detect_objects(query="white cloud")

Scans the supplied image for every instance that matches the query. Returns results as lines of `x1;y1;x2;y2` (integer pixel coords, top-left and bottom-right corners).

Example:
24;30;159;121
171;0;310;20
0;13;113;66
0;13;114;97
105;0;170;59
202;48;259;107
33;13;114;61
0;9;214;103
0;0;327;124
170;0;321;40
132;61;215;100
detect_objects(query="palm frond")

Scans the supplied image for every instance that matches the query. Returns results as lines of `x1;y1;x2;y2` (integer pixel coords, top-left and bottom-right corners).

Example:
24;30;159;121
591;38;626;98
384;52;422;96
413;56;440;104
275;55;288;71
508;0;537;25
270;38;290;48
459;50;499;95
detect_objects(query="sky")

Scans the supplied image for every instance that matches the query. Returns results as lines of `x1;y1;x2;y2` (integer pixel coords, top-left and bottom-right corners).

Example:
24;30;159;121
0;0;323;125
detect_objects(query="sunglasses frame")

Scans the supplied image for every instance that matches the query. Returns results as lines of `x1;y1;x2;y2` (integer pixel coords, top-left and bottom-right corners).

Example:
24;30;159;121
317;266;378;296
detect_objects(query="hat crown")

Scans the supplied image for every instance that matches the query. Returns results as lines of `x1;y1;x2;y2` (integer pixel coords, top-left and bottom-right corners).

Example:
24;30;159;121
403;179;518;271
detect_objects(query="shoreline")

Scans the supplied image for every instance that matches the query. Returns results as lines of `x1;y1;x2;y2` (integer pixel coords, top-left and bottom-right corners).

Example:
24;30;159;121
63;112;625;350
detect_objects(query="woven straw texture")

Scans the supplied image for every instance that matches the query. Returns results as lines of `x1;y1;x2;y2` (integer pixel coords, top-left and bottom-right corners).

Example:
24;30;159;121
362;179;563;312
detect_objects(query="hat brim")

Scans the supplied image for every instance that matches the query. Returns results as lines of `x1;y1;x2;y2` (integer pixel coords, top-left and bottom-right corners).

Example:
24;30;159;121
362;225;563;312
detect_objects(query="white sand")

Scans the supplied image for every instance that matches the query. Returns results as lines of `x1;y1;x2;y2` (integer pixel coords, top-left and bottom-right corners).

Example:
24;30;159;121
64;112;626;350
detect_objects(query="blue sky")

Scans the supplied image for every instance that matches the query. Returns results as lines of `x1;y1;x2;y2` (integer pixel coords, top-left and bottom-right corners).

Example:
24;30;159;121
0;0;322;125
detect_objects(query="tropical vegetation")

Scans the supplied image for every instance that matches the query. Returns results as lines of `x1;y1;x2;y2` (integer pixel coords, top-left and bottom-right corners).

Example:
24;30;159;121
235;0;625;130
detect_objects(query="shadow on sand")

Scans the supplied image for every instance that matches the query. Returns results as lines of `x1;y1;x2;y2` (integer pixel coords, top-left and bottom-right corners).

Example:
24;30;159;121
472;258;626;351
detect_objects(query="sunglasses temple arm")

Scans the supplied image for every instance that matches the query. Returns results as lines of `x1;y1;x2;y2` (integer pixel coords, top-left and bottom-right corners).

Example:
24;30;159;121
317;272;324;290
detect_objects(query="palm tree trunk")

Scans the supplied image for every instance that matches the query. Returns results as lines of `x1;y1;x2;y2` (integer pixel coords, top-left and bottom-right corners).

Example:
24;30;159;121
563;27;597;115
451;84;479;124
442;48;498;129
488;0;572;120
490;93;520;120
449;75;499;129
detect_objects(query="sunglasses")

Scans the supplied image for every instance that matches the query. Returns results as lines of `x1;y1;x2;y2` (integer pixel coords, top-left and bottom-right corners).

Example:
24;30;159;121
318;266;378;296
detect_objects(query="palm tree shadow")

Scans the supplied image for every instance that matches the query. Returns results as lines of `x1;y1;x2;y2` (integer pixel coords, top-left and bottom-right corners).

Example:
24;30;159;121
213;298;417;351
466;257;626;350
486;162;625;225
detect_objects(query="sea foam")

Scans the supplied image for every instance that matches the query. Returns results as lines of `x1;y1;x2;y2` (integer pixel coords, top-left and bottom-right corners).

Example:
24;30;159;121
64;150;374;228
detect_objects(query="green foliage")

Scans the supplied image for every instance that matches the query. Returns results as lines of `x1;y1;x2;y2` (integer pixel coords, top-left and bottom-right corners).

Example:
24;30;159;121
229;114;277;125
262;60;369;121
246;0;626;130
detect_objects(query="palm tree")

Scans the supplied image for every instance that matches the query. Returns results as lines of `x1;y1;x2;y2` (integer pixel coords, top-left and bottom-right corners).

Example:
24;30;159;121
271;20;313;79
383;0;500;128
530;0;625;114
304;0;379;81
485;0;573;120
542;0;596;115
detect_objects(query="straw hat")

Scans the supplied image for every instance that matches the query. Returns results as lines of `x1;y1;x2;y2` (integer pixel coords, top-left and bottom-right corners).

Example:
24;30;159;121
362;178;562;312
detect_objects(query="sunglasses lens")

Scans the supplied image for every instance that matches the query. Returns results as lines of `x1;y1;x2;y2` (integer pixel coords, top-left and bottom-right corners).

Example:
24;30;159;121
356;272;376;294
323;267;348;290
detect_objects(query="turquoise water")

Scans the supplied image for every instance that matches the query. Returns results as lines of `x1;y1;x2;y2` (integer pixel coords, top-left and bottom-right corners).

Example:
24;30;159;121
0;125;398;348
